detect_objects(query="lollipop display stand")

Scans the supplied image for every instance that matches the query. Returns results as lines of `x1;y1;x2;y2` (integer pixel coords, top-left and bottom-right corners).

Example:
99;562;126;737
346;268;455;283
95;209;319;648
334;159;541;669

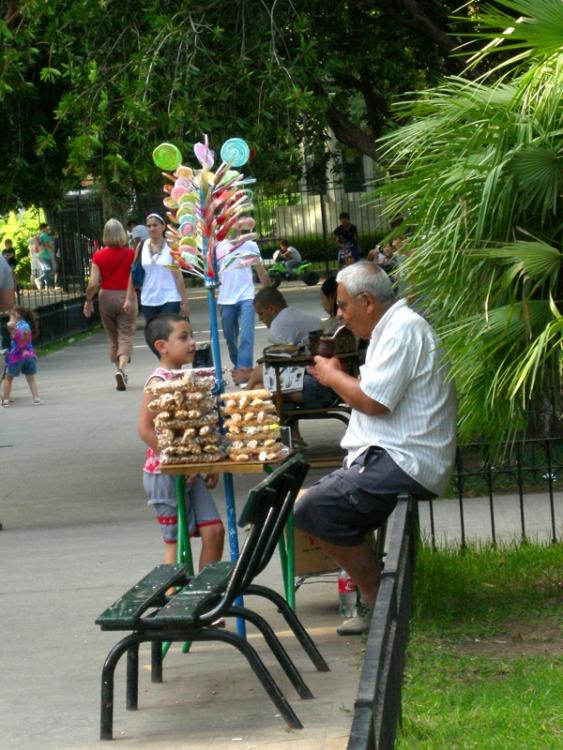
153;136;263;639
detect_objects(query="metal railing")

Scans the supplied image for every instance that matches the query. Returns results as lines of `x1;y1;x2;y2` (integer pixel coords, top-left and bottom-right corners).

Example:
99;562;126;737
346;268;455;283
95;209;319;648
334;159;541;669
347;494;417;750
51;181;387;290
426;438;563;547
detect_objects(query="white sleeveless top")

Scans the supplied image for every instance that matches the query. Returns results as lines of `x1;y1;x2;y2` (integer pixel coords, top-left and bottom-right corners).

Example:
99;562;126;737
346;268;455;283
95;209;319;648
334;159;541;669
140;240;181;306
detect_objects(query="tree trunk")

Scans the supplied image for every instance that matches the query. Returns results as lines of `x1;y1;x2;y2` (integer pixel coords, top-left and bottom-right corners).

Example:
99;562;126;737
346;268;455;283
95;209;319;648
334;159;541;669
326;107;379;161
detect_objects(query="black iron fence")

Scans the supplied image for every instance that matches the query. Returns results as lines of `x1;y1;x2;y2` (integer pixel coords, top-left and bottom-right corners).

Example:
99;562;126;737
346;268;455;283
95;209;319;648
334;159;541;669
50;180;386;295
347;494;417;750
426;438;563;547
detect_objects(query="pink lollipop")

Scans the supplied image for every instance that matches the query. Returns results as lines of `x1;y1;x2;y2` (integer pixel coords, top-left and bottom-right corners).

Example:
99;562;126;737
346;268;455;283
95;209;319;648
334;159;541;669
174;177;192;190
171;186;188;202
180;221;196;237
194;141;215;167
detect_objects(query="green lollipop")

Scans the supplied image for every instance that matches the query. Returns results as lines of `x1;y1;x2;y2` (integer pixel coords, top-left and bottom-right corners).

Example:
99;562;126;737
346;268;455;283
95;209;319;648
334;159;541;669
153;143;182;171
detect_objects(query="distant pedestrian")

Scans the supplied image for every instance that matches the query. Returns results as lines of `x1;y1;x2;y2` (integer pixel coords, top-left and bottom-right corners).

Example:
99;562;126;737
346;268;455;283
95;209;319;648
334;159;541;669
34;223;54;290
83;219;137;391
332;212;360;267
2;306;43;407
137;213;190;325
217;238;271;386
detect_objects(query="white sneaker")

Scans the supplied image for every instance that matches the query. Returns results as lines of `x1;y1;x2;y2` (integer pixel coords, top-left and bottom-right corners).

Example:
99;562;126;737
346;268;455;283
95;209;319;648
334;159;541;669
337;599;374;636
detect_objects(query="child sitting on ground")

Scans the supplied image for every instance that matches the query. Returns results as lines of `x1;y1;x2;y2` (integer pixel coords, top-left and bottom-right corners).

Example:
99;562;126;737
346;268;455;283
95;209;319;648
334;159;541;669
2;306;43;407
138;313;225;572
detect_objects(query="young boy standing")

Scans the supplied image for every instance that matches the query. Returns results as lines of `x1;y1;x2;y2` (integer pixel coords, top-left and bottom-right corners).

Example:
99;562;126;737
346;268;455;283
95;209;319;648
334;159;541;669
138;313;224;571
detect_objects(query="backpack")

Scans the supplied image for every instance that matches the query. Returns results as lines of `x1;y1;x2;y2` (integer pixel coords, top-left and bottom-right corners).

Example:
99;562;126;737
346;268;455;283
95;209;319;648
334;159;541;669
29;234;43;255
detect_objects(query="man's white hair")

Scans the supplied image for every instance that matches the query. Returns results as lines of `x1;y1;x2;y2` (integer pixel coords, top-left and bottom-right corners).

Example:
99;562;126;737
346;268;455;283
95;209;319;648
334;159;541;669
336;261;396;304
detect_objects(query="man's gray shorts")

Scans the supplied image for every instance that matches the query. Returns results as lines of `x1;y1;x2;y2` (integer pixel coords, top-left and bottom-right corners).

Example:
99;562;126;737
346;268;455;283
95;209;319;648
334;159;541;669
293;447;436;547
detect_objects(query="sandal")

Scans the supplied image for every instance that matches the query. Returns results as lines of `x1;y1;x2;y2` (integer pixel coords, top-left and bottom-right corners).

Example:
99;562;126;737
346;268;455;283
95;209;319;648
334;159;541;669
33;398;44;405
1;398;11;407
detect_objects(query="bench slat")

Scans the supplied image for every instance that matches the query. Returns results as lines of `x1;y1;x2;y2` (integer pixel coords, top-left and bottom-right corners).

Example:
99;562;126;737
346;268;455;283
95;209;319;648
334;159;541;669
149;561;234;628
96;564;190;630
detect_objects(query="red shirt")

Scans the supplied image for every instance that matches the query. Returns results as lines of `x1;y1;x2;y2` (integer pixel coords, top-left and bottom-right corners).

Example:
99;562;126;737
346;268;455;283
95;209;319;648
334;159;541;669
92;246;135;290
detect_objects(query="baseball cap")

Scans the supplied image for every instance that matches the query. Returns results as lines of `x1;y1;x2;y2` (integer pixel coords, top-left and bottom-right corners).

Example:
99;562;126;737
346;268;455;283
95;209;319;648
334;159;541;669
131;225;149;241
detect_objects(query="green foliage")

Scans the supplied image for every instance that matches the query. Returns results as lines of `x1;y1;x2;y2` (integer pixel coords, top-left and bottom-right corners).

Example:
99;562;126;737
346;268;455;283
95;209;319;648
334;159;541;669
0;0;479;210
372;0;563;447
0;208;45;283
397;541;563;749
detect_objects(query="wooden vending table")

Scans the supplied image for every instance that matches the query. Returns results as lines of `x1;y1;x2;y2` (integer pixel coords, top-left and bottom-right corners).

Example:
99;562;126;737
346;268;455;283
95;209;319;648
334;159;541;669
161;456;299;611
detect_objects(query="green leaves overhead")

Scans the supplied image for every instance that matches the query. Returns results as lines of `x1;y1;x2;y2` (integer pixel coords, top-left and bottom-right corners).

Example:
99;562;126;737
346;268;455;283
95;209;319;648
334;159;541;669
0;0;480;209
374;0;563;446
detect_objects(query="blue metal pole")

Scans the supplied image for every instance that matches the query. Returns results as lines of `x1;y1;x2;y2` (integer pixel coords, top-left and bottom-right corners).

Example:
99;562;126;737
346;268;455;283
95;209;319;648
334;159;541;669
203;227;246;639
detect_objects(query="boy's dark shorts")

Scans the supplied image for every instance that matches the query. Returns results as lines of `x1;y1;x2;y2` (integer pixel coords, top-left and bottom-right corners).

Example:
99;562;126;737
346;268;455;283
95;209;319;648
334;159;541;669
293;446;436;547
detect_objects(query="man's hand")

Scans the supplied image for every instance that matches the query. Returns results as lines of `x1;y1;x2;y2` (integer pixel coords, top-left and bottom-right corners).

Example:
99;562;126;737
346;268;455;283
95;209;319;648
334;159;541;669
309;355;342;386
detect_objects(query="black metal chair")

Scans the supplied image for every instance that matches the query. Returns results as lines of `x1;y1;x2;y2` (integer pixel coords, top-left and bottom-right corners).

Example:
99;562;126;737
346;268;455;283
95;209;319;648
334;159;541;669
96;454;329;739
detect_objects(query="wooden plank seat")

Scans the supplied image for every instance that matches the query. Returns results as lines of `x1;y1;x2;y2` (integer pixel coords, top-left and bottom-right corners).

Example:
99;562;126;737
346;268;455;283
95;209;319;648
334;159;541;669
96;454;330;740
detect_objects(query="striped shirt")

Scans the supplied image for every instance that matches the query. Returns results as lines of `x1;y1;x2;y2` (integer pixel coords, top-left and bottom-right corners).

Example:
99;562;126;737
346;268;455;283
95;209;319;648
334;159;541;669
341;299;457;496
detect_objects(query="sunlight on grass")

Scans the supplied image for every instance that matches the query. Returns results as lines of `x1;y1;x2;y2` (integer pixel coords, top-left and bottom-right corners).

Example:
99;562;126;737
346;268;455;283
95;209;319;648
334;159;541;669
397;541;563;748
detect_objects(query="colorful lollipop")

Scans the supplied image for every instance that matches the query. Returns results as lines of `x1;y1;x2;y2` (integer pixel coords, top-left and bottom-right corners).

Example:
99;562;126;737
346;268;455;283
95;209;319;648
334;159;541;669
194;140;215;168
153;143;182;172
220;138;250;167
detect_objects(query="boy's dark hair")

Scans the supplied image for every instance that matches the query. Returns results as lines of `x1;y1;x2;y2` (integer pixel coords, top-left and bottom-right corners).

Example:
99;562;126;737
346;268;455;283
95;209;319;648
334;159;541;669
13;305;38;338
39;223;48;231
254;286;287;310
339;212;350;220
145;313;185;358
279;239;290;248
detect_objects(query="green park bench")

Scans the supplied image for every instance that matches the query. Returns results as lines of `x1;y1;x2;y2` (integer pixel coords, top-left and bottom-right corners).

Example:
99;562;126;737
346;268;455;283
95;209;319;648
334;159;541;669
96;454;330;740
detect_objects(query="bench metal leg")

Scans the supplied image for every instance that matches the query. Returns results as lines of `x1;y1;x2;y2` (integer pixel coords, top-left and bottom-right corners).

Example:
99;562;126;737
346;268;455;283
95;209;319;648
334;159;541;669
246;584;330;672
151;640;163;683
184;628;303;730
100;633;144;740
228;605;313;699
126;645;139;710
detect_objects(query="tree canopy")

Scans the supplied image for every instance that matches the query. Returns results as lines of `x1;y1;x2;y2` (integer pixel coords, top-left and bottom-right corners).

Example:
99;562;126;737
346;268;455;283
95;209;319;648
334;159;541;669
0;0;479;210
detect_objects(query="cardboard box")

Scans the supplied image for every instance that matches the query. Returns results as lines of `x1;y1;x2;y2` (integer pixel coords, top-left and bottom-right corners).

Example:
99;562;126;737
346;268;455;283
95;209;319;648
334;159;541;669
292;527;340;576
292;489;339;576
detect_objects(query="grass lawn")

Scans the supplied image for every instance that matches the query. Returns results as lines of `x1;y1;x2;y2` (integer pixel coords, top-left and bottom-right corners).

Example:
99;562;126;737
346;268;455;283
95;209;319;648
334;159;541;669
35;325;102;357
397;541;563;749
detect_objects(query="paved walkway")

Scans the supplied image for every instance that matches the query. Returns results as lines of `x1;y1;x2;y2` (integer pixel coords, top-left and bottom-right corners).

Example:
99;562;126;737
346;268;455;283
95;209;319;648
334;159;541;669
0;288;363;750
1;284;561;749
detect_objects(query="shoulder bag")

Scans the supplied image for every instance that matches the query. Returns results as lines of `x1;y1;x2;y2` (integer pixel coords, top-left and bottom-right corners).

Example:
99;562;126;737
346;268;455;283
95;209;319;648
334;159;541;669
130;241;146;289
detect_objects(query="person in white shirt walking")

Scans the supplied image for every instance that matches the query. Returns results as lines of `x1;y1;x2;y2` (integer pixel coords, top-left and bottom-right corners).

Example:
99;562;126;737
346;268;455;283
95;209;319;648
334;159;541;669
294;261;457;636
218;239;270;386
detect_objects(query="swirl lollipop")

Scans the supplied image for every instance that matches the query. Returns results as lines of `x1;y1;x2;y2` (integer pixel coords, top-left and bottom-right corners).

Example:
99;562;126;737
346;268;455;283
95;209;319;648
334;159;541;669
153;143;182;172
220;138;250;167
194;141;215;167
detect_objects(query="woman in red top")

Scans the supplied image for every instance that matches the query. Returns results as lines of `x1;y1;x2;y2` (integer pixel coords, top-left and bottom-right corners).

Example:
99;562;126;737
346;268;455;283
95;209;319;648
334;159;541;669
83;219;137;391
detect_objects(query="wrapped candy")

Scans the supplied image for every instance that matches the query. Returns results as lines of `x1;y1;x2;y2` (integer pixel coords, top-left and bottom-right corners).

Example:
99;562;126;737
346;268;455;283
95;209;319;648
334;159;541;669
220;390;284;462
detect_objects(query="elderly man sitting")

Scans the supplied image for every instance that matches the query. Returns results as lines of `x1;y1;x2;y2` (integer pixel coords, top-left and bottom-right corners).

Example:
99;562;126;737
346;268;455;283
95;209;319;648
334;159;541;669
294;262;457;635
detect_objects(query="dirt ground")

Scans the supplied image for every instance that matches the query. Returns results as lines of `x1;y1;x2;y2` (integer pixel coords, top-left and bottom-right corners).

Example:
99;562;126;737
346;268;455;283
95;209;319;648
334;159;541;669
457;618;563;659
